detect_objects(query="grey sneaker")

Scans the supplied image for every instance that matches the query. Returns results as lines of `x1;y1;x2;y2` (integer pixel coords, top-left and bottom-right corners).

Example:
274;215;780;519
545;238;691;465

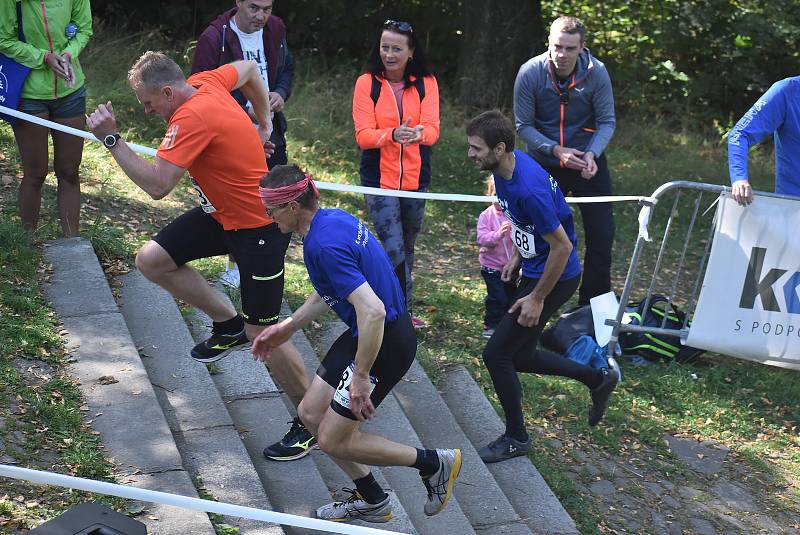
478;434;531;463
315;489;393;523
588;357;621;426
421;448;462;516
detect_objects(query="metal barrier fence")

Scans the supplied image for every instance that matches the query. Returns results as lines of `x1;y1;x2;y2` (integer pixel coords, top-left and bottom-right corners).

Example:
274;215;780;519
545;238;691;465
605;180;795;360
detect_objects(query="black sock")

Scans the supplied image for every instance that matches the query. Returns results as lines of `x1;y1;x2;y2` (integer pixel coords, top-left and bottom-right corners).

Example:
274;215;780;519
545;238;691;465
212;315;244;335
412;448;440;477
353;472;387;504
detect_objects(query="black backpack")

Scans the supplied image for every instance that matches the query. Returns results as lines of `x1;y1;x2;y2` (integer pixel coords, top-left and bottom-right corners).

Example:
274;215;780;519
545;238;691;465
618;295;704;363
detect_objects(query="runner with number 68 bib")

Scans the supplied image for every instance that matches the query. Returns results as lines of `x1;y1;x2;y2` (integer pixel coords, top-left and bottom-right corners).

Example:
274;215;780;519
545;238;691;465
466;111;621;464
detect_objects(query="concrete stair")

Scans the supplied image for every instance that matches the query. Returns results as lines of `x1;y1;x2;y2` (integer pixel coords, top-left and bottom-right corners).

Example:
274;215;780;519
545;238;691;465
42;239;215;535
43;238;579;535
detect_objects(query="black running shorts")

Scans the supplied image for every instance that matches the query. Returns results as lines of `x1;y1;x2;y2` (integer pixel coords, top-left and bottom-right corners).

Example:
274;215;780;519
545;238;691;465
317;313;416;420
153;207;290;326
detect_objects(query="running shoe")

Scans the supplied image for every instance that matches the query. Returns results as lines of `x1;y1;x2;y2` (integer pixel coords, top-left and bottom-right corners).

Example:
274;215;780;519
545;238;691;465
588;358;621;426
219;265;241;289
190;328;249;364
477;434;531;463
315;489;393;523
263;417;317;461
421;448;462;516
411;315;428;329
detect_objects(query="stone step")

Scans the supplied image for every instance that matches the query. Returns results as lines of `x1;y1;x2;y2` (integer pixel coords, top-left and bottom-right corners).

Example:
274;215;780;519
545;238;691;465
314;321;531;535
286;313;475;535
118;270;284;535
440;365;580;535
189;303;418;535
42;238;214;535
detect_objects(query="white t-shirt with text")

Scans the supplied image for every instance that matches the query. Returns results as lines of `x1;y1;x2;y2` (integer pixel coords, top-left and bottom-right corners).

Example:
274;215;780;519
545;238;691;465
230;19;269;109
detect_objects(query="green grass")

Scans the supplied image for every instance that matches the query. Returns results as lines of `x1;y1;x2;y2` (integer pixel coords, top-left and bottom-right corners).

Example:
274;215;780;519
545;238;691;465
0;216;122;531
0;22;797;532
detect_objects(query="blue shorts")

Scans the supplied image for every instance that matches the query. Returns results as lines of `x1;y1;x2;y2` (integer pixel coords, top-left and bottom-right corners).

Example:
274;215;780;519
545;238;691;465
18;86;87;119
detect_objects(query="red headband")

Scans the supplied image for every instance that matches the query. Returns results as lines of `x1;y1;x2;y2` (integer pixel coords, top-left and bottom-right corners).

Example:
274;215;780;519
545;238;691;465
259;173;320;206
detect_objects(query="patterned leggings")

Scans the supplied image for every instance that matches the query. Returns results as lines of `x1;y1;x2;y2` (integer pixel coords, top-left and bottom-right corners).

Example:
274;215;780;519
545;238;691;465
364;194;426;312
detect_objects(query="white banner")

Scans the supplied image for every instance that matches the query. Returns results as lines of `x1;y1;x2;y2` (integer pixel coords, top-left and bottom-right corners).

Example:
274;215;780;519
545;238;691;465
687;193;800;369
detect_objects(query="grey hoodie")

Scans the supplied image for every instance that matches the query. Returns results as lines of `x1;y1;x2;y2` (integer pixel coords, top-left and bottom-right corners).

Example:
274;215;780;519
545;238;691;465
513;48;615;168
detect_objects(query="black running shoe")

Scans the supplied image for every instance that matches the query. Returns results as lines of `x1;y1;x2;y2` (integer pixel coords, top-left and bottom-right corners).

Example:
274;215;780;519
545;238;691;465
190;328;249;364
477;434;531;463
263;417;317;461
588;358;621;426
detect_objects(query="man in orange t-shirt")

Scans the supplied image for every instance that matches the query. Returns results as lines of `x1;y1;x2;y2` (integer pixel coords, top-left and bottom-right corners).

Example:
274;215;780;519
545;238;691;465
86;52;315;460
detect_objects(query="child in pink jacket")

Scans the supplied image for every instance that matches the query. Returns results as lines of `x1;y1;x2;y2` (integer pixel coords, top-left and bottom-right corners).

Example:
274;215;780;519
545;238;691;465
477;177;517;338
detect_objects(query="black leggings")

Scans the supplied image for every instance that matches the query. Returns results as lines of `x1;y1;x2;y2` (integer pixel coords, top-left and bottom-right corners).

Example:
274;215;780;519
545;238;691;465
482;275;602;440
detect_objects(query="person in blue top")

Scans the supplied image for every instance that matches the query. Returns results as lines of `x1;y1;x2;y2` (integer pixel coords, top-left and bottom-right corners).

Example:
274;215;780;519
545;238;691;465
727;76;800;205
466;111;620;464
252;164;462;523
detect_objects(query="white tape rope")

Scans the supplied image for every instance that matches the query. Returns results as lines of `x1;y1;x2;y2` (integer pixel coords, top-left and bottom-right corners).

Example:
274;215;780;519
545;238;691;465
1;105;157;157
1;104;650;204
0;465;403;535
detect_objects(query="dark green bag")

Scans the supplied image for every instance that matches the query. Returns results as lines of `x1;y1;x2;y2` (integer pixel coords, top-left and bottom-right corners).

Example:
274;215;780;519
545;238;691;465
619;295;704;363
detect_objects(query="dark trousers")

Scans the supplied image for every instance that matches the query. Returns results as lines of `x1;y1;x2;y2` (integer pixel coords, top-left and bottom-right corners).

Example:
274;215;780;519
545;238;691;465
482;276;602;440
481;267;517;328
545;154;614;305
268;143;288;168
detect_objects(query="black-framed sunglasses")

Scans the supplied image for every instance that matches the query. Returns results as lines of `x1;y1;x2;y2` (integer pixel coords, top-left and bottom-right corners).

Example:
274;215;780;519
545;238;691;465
384;19;413;33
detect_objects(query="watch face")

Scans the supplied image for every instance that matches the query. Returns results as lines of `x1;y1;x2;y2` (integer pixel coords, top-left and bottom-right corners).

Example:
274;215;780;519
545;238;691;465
104;134;117;147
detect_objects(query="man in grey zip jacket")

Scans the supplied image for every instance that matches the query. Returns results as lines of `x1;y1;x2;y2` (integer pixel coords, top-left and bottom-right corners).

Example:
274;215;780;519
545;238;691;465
514;16;616;305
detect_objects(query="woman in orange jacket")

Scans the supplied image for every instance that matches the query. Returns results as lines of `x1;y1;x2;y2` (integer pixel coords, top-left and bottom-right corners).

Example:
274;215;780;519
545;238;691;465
352;20;440;329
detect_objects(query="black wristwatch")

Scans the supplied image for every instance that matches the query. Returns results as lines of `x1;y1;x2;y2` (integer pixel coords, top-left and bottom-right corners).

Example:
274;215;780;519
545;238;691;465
103;133;121;149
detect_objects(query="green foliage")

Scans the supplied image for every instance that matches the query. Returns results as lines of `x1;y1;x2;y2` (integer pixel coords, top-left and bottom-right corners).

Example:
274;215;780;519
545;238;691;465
545;0;800;127
93;0;800;126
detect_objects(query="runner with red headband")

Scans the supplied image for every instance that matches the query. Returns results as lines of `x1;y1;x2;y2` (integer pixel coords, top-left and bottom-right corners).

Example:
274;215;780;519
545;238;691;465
253;164;462;523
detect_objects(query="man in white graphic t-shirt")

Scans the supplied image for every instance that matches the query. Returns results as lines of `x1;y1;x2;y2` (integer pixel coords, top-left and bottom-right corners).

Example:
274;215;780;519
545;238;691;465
192;0;294;167
192;1;295;288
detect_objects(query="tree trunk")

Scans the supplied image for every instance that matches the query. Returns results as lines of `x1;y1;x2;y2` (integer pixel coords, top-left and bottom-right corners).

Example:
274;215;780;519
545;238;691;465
458;0;543;110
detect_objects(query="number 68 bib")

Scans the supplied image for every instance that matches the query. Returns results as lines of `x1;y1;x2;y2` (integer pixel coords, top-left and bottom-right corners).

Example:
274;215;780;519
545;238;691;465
511;223;537;258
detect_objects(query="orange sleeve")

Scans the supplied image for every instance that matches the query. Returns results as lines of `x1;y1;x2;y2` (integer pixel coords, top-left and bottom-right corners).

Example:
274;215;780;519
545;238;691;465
352;73;396;149
419;75;440;146
186;63;239;92
156;108;211;169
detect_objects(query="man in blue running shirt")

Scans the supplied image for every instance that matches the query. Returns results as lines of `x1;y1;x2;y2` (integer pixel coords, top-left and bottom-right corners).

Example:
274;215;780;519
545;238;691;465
252;164;462;523
466;110;620;464
727;76;800;205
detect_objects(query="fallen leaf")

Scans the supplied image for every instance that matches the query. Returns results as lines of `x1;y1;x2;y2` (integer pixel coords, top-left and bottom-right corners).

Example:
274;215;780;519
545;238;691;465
98;376;118;385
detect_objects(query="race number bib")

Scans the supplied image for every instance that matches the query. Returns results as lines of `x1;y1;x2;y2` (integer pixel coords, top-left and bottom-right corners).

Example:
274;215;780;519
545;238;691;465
333;362;378;412
190;177;217;213
511;223;537;258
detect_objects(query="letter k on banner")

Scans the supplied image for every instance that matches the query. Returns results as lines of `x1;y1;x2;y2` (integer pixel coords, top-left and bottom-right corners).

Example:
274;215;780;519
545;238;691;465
687;193;800;370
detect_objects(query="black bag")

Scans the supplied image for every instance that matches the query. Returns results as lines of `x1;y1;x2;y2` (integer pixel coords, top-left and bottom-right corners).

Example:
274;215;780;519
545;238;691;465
541;304;595;354
618;295;704;363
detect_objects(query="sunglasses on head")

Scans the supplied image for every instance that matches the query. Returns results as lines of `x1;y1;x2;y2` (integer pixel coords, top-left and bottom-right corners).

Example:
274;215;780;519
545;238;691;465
383;19;413;33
